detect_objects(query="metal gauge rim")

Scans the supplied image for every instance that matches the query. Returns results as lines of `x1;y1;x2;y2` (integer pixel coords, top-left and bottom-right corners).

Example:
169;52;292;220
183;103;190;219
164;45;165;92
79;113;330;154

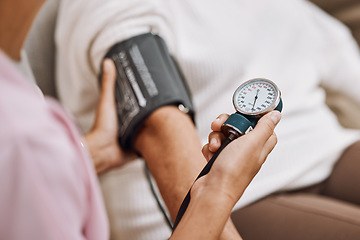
233;78;281;118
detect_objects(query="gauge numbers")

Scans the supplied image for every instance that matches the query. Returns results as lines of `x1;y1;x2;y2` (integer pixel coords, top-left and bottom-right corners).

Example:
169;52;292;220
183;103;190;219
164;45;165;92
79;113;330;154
233;78;279;116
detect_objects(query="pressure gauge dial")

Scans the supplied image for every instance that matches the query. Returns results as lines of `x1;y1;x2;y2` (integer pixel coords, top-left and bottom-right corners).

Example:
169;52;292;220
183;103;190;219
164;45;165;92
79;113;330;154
222;78;282;139
233;78;281;118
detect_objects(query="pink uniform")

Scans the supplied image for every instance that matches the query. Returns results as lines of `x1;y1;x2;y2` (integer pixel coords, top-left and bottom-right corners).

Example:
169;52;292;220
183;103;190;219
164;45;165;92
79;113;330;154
0;51;109;240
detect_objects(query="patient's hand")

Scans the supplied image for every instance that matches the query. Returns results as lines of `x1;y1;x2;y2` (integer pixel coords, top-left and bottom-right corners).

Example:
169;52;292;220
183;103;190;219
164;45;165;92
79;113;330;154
84;59;128;175
198;111;281;204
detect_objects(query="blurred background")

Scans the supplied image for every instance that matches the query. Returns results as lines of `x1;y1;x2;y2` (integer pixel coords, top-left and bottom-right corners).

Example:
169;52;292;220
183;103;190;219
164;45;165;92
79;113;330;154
312;0;360;46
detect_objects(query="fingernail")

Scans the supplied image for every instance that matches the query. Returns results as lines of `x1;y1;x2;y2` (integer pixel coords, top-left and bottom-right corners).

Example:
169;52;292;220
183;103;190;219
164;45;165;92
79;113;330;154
214;118;221;123
270;111;281;124
210;137;217;147
103;59;111;71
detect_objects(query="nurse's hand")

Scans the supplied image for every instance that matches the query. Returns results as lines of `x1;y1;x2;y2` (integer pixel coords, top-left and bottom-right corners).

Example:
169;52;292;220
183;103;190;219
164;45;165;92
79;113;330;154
199;111;281;204
84;59;130;175
172;111;281;240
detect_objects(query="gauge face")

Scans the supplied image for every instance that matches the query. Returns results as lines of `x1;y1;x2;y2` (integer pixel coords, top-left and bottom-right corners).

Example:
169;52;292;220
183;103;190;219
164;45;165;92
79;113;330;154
233;78;280;117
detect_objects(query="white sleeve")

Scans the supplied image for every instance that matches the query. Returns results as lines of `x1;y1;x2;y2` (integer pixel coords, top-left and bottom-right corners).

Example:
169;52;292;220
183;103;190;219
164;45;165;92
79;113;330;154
55;0;175;132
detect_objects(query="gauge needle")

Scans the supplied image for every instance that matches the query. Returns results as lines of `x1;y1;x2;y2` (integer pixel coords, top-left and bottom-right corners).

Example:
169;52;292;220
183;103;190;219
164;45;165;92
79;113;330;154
252;89;260;111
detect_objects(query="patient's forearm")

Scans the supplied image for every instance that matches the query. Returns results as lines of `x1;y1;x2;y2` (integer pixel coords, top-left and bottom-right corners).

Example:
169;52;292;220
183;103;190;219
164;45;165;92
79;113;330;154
134;106;205;219
134;106;241;239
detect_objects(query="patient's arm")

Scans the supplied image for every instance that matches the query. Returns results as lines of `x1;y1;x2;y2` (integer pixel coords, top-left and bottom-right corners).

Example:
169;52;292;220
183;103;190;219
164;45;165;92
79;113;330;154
134;105;204;217
134;106;241;239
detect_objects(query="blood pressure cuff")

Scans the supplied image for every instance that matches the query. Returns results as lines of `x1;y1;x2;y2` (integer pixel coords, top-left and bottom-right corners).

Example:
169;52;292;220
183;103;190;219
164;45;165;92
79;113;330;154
104;33;195;150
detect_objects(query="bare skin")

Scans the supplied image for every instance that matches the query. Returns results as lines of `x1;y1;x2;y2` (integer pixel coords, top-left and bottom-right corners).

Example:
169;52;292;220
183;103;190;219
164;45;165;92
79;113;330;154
0;0;45;61
134;106;242;239
171;111;281;239
84;59;130;175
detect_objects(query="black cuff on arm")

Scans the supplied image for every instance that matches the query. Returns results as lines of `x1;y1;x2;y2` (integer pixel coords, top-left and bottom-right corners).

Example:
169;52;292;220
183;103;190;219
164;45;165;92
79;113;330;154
103;33;195;150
